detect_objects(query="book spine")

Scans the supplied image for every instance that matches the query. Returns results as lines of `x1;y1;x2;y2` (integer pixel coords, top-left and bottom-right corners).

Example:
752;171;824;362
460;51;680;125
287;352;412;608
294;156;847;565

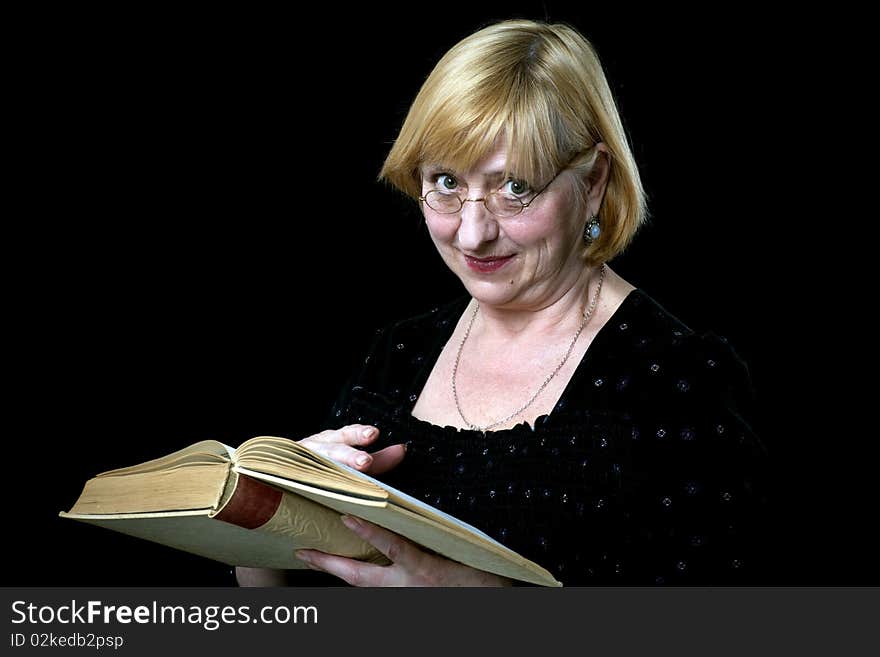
213;474;282;529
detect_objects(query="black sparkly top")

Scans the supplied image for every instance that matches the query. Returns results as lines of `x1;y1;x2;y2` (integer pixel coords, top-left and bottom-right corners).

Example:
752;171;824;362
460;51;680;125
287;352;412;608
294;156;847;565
327;289;771;586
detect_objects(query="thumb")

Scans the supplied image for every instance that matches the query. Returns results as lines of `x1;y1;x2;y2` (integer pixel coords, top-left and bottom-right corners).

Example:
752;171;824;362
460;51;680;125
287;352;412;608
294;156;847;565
365;444;406;475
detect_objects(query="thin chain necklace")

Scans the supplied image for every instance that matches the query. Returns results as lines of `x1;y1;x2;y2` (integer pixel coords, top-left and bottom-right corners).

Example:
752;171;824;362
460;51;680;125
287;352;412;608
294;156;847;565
452;263;606;432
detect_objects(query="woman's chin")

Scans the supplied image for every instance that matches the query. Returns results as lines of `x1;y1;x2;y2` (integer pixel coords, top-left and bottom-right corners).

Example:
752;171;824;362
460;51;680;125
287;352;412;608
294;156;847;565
459;278;523;307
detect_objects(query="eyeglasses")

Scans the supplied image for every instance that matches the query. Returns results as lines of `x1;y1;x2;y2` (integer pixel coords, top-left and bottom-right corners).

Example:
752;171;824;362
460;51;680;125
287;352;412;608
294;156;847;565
418;167;565;218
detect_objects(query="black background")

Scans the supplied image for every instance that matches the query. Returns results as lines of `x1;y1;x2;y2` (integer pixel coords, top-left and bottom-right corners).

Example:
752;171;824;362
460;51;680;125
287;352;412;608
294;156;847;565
8;4;870;585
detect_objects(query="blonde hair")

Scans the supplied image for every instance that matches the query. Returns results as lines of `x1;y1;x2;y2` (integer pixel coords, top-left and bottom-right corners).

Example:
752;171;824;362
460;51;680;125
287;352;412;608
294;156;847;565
379;19;647;263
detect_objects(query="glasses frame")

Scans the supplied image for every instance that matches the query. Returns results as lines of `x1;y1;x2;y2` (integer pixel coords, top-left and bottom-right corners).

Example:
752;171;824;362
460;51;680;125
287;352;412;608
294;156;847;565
418;166;567;218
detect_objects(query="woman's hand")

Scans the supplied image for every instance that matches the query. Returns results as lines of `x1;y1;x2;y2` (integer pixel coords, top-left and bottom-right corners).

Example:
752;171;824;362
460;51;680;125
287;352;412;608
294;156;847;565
298;424;405;475
237;425;404;587
295;516;512;587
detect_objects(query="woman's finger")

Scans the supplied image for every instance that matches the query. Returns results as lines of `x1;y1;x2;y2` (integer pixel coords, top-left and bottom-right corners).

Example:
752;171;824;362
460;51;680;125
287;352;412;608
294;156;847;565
295;549;394;587
307;425;379;446
309;442;374;470
340;516;418;569
299;441;402;473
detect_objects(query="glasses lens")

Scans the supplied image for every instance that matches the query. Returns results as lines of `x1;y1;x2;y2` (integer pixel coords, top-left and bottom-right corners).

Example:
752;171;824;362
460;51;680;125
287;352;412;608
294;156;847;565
486;193;524;217
424;191;461;214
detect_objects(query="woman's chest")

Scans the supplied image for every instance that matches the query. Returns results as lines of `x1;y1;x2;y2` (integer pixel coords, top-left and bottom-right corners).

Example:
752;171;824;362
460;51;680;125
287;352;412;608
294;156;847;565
410;338;588;431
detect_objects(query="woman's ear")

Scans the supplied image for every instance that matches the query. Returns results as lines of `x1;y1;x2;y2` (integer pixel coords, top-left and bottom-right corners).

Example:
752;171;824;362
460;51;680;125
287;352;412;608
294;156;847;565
584;143;611;217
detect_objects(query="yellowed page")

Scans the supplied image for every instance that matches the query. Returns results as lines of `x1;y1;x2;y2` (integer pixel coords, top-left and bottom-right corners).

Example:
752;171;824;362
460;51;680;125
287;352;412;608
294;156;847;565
67;463;230;515
97;440;231;477
235;436;387;500
233;467;387;508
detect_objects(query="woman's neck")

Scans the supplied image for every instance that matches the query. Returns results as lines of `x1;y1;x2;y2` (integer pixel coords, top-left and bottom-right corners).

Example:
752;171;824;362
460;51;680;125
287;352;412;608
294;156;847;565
471;265;602;344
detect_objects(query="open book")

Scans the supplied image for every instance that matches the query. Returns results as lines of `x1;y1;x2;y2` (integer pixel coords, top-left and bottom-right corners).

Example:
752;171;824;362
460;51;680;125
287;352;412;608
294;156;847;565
60;436;562;587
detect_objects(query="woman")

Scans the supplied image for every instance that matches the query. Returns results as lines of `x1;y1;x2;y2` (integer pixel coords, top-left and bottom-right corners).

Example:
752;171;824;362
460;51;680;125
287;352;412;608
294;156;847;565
238;19;769;586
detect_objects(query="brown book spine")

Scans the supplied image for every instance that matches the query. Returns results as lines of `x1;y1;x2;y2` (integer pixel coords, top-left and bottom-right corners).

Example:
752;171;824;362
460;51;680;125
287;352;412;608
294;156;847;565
213;474;282;529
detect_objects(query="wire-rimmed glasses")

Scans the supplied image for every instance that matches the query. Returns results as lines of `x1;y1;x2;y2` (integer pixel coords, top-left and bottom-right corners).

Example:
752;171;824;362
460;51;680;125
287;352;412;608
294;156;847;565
418;167;565;218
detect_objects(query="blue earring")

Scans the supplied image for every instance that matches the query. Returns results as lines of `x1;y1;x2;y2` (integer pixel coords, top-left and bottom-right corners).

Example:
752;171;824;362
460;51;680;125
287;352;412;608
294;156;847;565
584;215;601;245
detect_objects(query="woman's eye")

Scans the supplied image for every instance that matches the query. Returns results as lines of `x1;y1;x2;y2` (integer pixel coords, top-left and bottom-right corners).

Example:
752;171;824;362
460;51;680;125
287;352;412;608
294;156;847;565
437;174;458;190
504;179;530;196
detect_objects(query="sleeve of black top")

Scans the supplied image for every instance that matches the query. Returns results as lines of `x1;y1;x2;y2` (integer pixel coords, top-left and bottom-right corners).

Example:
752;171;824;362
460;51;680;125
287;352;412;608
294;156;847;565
623;332;773;585
324;325;393;429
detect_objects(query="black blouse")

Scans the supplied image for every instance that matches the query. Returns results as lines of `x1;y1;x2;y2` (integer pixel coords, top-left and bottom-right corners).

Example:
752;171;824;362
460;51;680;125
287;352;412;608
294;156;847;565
327;289;771;585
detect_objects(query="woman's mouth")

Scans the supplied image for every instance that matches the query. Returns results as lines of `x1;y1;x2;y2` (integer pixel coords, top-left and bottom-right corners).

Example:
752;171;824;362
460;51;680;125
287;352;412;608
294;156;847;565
463;254;515;273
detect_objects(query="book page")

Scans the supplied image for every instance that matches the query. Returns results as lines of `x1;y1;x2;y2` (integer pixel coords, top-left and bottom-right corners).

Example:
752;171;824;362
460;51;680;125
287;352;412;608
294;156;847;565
233;467;387;509
241;439;521;551
234;437;387;501
96;440;231;477
67;463;230;515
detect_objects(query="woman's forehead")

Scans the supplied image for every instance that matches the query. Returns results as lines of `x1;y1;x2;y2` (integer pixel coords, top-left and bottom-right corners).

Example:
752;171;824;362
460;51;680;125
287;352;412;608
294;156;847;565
422;145;513;176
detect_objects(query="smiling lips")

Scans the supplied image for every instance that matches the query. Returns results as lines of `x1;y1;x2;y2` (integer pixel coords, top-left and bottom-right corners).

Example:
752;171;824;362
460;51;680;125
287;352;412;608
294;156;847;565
464;253;515;273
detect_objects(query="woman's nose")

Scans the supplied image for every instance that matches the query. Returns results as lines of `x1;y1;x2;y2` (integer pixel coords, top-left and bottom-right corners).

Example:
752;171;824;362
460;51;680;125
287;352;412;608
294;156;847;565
456;199;499;250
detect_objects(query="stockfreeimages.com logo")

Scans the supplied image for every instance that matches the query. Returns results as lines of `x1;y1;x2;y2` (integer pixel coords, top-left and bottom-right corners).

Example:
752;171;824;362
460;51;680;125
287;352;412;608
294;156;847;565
11;599;318;632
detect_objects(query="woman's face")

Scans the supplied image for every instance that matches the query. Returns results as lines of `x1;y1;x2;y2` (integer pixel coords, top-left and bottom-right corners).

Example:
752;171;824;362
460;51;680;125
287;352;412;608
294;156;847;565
420;144;587;311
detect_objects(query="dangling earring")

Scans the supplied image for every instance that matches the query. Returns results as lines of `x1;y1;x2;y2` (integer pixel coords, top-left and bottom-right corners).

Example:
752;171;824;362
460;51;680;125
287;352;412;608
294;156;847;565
584;215;601;245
